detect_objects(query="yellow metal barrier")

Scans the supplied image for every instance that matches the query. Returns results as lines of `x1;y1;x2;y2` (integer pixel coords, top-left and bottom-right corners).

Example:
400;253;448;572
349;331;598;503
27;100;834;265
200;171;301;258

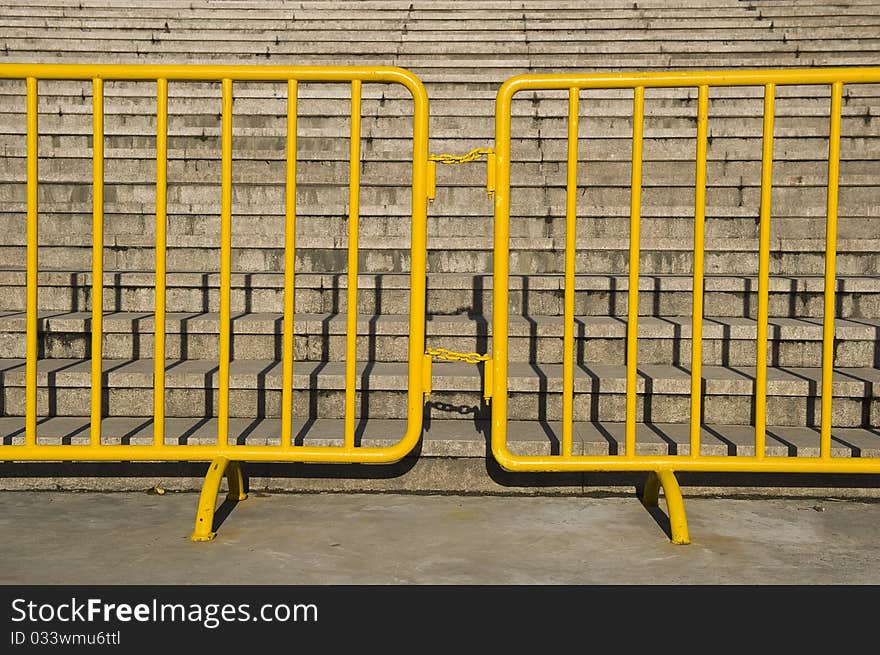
491;68;880;544
4;63;880;545
0;63;430;540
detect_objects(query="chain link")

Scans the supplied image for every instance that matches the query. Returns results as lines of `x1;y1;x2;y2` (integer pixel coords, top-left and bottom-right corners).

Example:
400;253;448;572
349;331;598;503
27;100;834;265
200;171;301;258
425;347;491;365
428;147;494;165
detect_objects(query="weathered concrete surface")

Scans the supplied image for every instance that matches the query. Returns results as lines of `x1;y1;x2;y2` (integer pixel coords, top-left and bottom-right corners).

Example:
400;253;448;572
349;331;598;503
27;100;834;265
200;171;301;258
2;491;879;584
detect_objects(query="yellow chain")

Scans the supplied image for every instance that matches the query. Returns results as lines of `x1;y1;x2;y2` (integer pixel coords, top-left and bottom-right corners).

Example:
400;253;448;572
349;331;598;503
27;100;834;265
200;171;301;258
428;147;494;165
425;347;491;364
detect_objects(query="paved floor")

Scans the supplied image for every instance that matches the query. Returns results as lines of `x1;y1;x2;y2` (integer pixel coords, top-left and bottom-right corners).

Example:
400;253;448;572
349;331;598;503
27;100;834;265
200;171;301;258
2;491;879;584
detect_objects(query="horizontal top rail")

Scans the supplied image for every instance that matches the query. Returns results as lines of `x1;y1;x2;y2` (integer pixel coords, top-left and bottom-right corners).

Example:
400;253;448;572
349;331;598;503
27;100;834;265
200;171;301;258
0;63;426;91
498;66;880;94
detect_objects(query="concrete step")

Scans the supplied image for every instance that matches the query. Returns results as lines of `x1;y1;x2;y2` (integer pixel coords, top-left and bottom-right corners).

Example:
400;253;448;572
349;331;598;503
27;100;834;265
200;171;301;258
0;311;878;367
0;195;871;220
5;34;880;57
1;415;879;460
3;211;880;245
1;0;876;18
0;190;855;227
1;32;874;45
4;105;880;136
20;182;880;207
2;187;878;222
1;171;878;211
0;1;874;17
2;133;875;164
2;271;879;318
1;116;877;149
1;357;878;426
0;200;873;223
5;156;880;186
1;13;871;28
1;243;878;276
7;211;880;243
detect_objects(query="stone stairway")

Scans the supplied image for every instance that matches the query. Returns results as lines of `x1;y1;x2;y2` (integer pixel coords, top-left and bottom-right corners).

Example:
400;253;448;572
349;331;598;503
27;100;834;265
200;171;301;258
1;0;879;492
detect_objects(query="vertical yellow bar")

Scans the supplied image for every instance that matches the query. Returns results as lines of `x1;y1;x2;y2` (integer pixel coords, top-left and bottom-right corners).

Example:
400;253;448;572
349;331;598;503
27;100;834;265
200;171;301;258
821;81;843;460
281;79;298;448
492;85;512;460
154;78;168;447
90;78;104;447
755;83;775;459
345;79;362;449
690;85;709;457
25;77;38;448
561;88;578;459
405;76;429;448
218;78;233;447
626;86;645;458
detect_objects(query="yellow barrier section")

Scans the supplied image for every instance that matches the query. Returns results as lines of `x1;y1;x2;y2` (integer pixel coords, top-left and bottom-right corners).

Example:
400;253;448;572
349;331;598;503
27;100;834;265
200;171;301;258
491;68;880;543
0;64;430;540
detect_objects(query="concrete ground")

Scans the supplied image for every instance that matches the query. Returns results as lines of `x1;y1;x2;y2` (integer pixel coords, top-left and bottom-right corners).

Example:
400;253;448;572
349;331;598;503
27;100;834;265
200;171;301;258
1;491;879;584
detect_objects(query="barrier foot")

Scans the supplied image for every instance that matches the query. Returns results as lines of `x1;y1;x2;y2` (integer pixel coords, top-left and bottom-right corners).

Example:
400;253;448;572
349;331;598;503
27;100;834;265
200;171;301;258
190;457;248;542
639;470;690;545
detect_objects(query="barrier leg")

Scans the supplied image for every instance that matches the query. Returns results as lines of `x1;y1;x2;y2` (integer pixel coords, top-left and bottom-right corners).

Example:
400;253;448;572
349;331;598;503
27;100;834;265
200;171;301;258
640;470;690;545
225;462;248;502
639;471;662;507
191;457;248;542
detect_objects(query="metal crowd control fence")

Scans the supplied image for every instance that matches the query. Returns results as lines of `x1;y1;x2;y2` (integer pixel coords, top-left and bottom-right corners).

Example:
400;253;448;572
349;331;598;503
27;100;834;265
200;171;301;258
0;64;430;541
3;63;880;545
491;67;880;543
